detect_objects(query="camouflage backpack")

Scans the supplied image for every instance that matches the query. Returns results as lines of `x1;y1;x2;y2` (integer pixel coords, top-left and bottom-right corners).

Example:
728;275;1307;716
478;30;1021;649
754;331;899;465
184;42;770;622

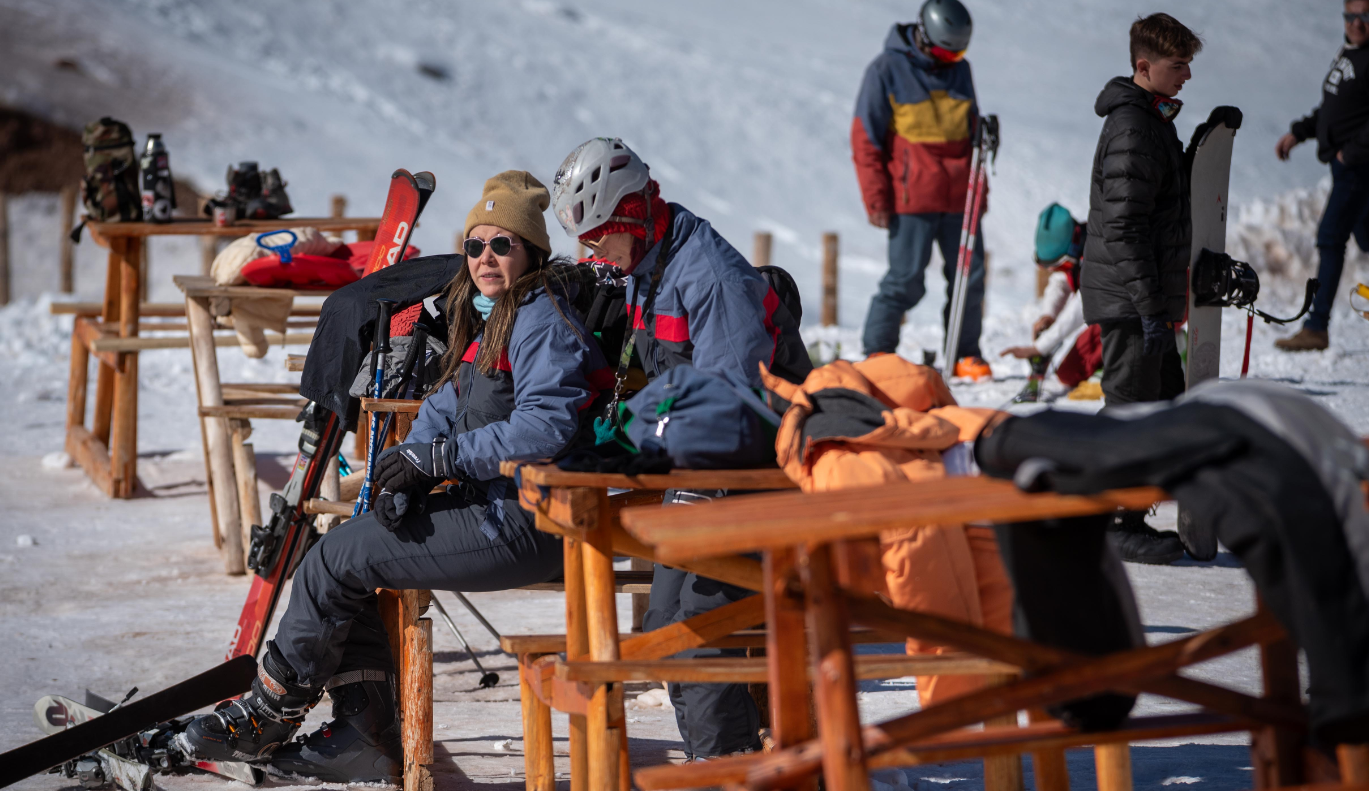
80;117;142;222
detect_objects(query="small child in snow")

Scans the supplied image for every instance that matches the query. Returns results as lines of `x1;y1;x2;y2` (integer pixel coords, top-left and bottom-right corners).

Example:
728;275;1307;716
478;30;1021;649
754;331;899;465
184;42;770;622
1000;204;1102;401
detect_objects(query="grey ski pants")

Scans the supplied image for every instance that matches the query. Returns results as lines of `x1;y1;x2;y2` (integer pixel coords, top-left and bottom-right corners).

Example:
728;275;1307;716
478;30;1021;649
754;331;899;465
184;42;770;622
275;483;563;688
642;489;763;759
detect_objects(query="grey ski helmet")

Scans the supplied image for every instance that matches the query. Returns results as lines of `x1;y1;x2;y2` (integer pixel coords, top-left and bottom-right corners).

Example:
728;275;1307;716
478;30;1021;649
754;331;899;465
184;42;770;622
919;0;973;54
552;137;651;238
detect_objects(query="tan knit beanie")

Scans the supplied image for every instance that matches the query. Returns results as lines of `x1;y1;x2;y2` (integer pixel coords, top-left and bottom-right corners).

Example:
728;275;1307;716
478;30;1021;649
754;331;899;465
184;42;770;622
464;170;552;254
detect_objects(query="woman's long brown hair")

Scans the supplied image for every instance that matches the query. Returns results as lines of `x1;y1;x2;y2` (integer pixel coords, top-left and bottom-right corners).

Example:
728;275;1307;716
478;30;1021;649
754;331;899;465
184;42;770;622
434;237;581;387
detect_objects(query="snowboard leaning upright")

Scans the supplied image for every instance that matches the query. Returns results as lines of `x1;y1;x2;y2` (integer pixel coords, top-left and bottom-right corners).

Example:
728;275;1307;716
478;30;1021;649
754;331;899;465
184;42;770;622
1185;108;1242;387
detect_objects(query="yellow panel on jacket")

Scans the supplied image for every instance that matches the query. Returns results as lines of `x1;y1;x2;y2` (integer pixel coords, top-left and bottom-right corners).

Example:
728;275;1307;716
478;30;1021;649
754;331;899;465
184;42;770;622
890;90;974;144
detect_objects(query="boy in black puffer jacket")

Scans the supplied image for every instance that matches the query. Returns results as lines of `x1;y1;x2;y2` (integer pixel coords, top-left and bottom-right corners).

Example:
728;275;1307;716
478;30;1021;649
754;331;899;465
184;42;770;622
1081;13;1203;565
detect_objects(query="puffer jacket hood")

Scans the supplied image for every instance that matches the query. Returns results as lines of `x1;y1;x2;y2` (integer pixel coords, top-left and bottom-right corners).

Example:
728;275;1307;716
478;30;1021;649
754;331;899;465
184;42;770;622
1081;76;1191;324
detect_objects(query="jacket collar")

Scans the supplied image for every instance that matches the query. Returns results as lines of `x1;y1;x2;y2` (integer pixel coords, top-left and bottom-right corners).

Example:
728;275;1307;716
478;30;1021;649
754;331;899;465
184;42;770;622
1094;75;1180;122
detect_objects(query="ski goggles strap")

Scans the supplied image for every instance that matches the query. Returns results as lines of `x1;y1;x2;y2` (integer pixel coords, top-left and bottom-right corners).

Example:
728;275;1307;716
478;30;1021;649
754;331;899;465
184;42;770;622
605;215;674;430
928;44;966;63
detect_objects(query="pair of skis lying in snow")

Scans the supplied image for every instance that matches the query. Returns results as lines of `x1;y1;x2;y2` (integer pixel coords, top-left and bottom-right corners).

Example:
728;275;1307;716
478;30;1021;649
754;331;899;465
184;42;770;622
0;170;435;790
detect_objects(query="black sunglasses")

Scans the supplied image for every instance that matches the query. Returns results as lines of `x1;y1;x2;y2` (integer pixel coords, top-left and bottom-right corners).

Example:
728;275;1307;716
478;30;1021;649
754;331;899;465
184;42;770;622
1345;11;1369;23
463;235;521;258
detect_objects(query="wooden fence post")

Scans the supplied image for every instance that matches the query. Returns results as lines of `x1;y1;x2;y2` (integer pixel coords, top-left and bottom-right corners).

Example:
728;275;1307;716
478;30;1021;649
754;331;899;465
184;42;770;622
60;185;77;293
331;194;347;219
0;193;9;305
1036;266;1050;300
753;231;772;268
139;238;150;303
821;232;838;327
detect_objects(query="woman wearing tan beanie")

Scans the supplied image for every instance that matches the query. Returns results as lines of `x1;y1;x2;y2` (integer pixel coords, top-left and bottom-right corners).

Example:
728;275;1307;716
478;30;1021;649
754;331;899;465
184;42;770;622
179;172;611;781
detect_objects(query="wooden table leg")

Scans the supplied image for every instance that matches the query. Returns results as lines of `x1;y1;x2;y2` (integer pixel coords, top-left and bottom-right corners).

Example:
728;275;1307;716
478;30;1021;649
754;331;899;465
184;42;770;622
1094;743;1132;791
801;544;868;791
403;614;434;791
1338;745;1369;784
565;535;590;791
630;556;652;632
520;652;556;791
1027;709;1070;791
108;237;141;498
583;489;625;791
983;680;1025;791
90;240;121;448
186;294;245;574
765;548;817;791
230;419;263;558
1252;596;1304;788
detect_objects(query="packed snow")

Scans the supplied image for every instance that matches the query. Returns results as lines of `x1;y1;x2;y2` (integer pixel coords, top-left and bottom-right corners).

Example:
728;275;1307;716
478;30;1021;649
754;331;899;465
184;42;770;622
1;0;1365;789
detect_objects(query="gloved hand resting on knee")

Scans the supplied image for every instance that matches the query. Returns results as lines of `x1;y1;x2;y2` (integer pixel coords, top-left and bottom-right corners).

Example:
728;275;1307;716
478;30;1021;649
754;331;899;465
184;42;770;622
372;442;455;531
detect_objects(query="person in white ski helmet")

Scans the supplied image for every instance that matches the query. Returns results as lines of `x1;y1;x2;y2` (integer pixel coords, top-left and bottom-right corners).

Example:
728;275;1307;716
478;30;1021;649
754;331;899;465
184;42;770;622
552;137;809;761
852;0;993;380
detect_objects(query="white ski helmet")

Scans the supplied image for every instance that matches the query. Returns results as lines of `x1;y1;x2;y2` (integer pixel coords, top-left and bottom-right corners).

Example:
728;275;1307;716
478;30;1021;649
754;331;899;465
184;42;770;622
552;137;651;238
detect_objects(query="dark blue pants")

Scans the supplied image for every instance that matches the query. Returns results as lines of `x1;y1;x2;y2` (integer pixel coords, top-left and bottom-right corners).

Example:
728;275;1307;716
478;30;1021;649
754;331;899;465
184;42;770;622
862;212;985;359
642;489;762;759
275;484;563;688
1308;159;1369;332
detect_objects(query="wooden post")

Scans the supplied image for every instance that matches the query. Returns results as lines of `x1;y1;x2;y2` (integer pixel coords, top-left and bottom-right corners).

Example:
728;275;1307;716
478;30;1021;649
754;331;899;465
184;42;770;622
982;674;1025;791
403;617;435;791
1027;709;1070;791
230;419;262;562
565;536;590;791
198;196;216;276
821;232;838;327
765;548;817;791
91;243;121;445
583;489;624;791
520;652;557;791
331;194;347;219
801;544;868;791
318;454;342;533
753;232;773;268
108;238;141;497
139;238;149;303
186;294;245;574
1094;743;1132;791
59;186;77;293
1338;745;1369;785
1035;266;1050;300
0;193;9;306
1252;606;1304;787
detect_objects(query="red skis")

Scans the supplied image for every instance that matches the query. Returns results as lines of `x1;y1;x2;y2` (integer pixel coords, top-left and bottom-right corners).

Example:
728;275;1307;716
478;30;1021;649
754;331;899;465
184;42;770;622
362;169;436;276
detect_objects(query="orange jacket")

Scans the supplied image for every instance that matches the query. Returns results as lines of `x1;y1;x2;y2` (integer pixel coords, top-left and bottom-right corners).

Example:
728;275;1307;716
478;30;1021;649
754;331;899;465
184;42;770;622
761;354;1014;706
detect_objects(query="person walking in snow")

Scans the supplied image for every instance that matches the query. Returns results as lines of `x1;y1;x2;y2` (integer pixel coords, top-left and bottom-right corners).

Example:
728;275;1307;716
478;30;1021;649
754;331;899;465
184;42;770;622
1080;13;1203;565
178;172;609;780
999;203;1102;397
851;0;993;380
552;138;786;761
1273;0;1369;352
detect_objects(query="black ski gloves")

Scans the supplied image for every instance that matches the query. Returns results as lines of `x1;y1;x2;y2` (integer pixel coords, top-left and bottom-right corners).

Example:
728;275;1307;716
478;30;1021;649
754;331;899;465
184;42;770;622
374;439;453;493
1185;106;1243;173
1140;314;1177;357
375;488;428;531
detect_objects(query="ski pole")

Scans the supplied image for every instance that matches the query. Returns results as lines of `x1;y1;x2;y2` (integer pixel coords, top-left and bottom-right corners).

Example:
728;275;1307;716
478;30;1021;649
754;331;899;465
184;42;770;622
431;595;499;689
355;298;396;516
943;131;985;371
451;590;503;643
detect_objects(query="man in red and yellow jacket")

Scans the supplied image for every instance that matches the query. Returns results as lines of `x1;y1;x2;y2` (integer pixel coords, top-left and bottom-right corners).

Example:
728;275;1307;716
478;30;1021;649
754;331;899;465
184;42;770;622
852;0;991;378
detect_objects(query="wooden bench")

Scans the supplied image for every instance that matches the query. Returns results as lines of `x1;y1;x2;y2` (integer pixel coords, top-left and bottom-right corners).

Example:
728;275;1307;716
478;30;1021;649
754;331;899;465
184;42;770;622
618;475;1345;791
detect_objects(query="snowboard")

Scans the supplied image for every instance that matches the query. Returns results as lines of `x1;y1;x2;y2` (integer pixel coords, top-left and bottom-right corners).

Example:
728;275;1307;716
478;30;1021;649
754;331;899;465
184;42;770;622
33;694;261;790
362;169;436;276
1185;108;1241;388
0;656;255;788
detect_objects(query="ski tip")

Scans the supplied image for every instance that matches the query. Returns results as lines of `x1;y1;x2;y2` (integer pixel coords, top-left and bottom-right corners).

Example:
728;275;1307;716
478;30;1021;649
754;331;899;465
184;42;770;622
414;171;436;193
390;168;414;181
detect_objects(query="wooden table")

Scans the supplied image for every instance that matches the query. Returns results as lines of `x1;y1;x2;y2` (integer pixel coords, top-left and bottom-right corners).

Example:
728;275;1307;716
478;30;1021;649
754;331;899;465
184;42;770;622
63;217;378;501
503;462;796;791
620;477;1318;791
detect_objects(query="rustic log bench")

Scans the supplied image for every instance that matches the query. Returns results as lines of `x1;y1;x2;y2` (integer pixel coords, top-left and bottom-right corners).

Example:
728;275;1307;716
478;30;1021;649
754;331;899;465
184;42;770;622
618;475;1358;791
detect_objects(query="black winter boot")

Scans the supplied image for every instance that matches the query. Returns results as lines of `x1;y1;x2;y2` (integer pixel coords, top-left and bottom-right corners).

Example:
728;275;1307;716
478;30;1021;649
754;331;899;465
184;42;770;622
269;670;402;783
1107;510;1184;565
177;644;321;762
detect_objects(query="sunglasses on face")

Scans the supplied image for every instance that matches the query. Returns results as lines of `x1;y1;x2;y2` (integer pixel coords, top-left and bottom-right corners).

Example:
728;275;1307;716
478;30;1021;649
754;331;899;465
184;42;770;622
463;235;520;258
1345;11;1369;23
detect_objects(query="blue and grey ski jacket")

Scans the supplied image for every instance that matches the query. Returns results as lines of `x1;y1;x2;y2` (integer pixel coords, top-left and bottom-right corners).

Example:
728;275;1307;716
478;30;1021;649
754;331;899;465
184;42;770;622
408;287;611;481
627;204;775;388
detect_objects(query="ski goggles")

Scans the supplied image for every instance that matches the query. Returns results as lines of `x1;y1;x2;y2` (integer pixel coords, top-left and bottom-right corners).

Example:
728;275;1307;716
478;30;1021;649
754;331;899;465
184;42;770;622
1345;11;1369;23
928;44;967;63
463;235;521;258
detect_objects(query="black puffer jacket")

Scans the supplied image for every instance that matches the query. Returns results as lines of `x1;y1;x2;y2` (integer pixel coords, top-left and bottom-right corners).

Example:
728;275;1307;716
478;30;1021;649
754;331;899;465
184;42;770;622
1082;77;1191;324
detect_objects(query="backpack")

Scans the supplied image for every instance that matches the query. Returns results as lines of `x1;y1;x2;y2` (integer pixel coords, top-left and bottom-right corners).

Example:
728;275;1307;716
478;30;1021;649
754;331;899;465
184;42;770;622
755;265;814;385
80;118;141;223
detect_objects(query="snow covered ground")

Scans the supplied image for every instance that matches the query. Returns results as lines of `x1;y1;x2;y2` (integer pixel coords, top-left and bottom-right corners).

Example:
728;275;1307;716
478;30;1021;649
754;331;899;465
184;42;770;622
1;0;1365;788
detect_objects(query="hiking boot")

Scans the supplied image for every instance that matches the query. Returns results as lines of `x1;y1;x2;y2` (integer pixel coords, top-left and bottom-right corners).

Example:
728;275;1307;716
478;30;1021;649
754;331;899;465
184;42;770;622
1274;327;1328;352
953;356;993;381
269;670;402;784
177;644;321;762
1107;511;1184;565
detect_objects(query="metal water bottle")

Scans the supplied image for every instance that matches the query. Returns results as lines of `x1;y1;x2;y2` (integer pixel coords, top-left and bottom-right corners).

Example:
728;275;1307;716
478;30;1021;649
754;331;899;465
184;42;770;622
139;134;176;223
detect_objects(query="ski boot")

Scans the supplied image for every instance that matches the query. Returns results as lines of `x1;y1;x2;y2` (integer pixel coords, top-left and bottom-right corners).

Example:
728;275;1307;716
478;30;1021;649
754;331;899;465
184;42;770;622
1012;355;1050;403
1107;510;1184;565
176;644;321;762
953;355;993;381
270;670;402;783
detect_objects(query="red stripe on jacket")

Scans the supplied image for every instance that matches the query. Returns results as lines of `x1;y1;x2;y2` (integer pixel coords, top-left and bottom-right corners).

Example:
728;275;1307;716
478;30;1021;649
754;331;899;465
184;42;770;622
579;366;616;413
627;304;690;343
461;341;512;372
